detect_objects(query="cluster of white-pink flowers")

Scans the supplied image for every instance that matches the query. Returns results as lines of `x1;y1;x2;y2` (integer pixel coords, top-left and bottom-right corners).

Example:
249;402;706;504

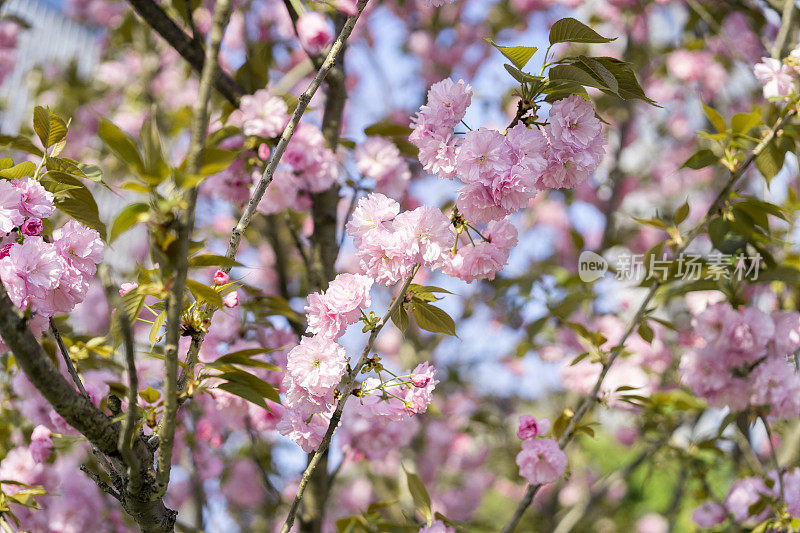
0;178;104;346
753;47;800;99
277;271;439;452
679;302;800;419
515;415;567;485
410;79;605;212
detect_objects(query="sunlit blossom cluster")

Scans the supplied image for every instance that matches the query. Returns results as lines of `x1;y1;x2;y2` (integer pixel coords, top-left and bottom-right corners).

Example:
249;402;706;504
278;270;438;452
0;178;104;349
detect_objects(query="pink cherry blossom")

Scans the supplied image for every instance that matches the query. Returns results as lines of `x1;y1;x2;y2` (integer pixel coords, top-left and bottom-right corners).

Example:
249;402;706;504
753;57;795;99
52;220;104;276
517;415;550;440
297;12;333;55
231;88;289;138
516;437;567;485
29;425;53;463
14;178;55;219
0;179;24;233
285;336;347;397
223;291;240;308
213;269;229;285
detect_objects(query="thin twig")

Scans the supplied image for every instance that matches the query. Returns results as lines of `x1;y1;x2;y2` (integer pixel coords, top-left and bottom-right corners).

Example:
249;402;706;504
79;465;122;502
49;318;88;397
99;265;142;493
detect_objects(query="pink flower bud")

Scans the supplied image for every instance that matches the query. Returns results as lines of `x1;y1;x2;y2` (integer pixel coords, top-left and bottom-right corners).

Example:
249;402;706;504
223;291;240;308
213;269;230;285
21;217;43;236
517;415;550;440
257;143;271;160
297;12;333;56
0;243;13;259
119;281;138;296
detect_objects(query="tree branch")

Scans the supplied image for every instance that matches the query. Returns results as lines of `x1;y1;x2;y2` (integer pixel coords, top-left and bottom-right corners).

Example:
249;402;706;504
125;0;244;107
156;0;232;495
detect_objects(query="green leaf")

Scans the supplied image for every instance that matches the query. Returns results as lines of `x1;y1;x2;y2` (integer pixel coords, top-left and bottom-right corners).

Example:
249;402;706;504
549;17;615;45
674;201;690;224
702;103;726;133
731;110;761;134
188;254;242;268
217;382;269;409
186;278;224;308
412;302;456;336
591;57;656;105
140;115;170;184
41;172;107;239
98;118;144;173
755;136;792;182
0;134;44;156
110;203;150;243
549;64;612;93
681;149;718;170
216;368;280;404
637;321;654;344
33;106;68;149
208;348;280;371
403;467;432;525
503;64;543;84
542;79;589;103
363;120;413;137
577;55;618;93
390;303;409;333
197;148;239;177
485;39;537;69
0;160;36;179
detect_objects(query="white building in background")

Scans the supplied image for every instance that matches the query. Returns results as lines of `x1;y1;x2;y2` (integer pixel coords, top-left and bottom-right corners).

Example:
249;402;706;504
0;0;100;133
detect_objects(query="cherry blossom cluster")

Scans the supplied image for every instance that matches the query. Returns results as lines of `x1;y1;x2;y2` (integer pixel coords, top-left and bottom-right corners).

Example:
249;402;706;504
277;271;439;452
0;178;104;346
679;302;800;419
514;415;567;485
753;47;800;99
410;79;605;215
694;468;800;527
218;88;339;213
